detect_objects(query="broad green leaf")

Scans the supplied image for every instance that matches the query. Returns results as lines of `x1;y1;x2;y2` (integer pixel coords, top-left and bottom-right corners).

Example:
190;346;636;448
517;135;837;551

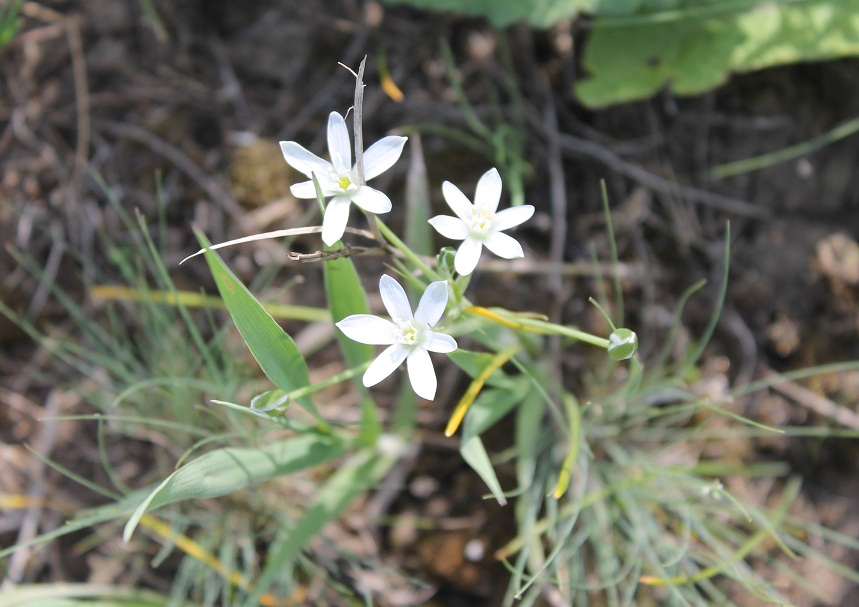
123;434;346;541
196;230;313;410
460;385;526;505
578;0;859;107
323;254;381;444
380;0;596;28
242;450;397;606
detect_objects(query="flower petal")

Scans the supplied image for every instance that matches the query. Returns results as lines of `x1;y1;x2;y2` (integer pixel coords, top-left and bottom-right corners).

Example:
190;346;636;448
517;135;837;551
406;347;437;400
428;215;469;241
454;238;483;276
291;180;339;199
363;344;409;387
351;185;392;214
484;231;524;259
422;331;457;353
321;197;351;246
414;280;448;326
474;168;502;213
336;315;397;345
327;112;351;174
280;141;332;178
442;181;475;223
493;205;534;231
379;274;413;321
363;136;407;181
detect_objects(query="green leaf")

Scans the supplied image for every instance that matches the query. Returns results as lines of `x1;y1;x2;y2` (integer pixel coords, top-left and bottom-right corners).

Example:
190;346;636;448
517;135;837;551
460;386;526;505
123;434;347;541
380;0;596;28
195;230;313;410
323;255;381;444
242;450;397;606
578;0;859;107
404;137;433;257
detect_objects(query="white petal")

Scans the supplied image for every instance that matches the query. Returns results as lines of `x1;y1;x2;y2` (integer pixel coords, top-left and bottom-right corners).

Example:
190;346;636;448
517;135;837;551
422;331;457;353
414;280;448;326
336;315;397;345
363;344;409;387
327;112;352;174
363;136;407;180
321;197;351;246
441;181;475;223
493;205;534;231
474;168;502;213
280;141;332;178
291;180;338;199
379;274;413;321
454;238;483;276
484;231;524;259
406;347;436;400
351;186;392;214
428;215;469;241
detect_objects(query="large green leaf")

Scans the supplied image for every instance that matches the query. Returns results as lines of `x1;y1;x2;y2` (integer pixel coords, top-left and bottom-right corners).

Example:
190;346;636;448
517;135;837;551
460;384;526;505
578;0;859;107
196;231;312;409
123;434;347;540
381;0;595;28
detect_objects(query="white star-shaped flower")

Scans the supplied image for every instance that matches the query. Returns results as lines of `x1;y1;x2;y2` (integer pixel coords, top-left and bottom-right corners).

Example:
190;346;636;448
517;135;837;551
280;111;407;246
428;168;535;276
336;275;457;400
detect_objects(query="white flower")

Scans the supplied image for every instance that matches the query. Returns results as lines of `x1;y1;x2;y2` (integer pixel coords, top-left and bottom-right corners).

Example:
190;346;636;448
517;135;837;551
428;168;534;276
336;275;457;400
280;111;407;246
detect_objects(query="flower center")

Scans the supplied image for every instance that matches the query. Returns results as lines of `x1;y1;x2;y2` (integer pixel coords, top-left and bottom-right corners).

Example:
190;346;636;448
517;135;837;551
337;175;352;190
469;207;495;236
394;319;420;345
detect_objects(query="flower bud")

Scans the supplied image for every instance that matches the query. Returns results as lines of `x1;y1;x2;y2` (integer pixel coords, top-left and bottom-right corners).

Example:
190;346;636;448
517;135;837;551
436;246;458;279
608;328;638;361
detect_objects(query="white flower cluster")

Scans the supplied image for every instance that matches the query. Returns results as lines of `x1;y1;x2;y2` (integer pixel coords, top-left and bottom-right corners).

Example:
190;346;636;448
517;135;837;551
279;109;535;399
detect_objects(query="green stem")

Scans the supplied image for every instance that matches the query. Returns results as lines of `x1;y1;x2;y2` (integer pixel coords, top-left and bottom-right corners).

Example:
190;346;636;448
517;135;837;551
376;219;440;281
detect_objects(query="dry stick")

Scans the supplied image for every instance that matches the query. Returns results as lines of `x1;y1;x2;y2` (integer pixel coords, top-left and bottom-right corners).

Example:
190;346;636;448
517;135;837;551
553;131;768;219
764;369;859;431
5;392;65;585
349;56;384;244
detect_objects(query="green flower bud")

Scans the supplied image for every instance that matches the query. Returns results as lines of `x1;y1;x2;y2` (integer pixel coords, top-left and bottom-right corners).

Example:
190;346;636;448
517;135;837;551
608;328;638;361
436;246;458;280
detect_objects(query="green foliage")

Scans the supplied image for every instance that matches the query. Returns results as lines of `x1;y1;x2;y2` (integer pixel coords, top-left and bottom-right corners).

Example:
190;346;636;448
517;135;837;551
383;0;859;108
578;0;859;107
0;0;23;51
197;230;314;412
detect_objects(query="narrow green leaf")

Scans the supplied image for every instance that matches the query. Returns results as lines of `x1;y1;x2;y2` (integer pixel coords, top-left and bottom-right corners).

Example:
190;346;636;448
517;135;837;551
404;136;433;256
243;450;397;606
323;255;381;444
448;349;515;388
195;230;313;411
460;386;525;505
123;435;346;541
